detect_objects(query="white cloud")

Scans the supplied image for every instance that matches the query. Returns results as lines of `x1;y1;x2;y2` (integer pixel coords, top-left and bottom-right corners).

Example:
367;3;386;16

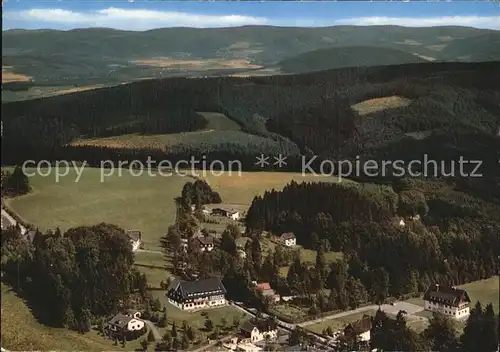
335;16;500;30
4;7;269;30
3;8;500;30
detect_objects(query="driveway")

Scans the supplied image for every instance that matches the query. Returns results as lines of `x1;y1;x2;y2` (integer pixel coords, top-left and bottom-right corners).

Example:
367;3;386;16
1;208;26;234
143;320;162;341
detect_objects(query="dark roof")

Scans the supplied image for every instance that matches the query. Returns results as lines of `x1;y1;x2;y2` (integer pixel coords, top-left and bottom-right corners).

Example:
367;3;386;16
127;230;142;242
197;235;214;245
108;314;134;329
345;315;372;335
423;284;471;307
241;318;278;334
280;232;295;240
168;278;226;300
241;320;256;333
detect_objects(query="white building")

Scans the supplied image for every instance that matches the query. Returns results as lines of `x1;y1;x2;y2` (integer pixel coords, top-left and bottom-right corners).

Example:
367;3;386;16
167;278;227;311
240;318;278;343
197;234;214;252
280;232;296;247
423;284;471;319
107;312;145;334
126;230;142;252
344;315;372;343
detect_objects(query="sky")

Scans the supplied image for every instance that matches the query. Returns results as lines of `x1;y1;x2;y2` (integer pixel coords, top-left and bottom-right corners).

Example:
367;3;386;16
2;1;500;31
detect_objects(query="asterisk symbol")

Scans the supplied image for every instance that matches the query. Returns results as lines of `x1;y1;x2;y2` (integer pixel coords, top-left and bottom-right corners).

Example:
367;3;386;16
273;154;287;168
255;154;270;168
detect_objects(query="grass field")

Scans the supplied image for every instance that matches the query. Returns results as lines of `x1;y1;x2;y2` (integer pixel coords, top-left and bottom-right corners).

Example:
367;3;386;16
305;309;378;334
459;276;499;313
7;167;187;251
351;95;412;116
1;284;137;351
200;171;352;206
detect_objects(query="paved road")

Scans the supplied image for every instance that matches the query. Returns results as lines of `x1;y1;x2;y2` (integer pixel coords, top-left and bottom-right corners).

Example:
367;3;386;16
143;319;162;341
136;249;163;255
1;208;27;234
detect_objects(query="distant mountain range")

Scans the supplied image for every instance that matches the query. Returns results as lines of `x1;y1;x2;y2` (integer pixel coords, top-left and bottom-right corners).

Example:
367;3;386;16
2;25;500;101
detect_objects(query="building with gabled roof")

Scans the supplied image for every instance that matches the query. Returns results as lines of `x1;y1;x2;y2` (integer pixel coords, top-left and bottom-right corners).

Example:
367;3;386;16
280;232;296;247
240;317;278;343
423;283;471;319
166;278;227;310
126;230;142;252
344;315;372;342
106;312;145;339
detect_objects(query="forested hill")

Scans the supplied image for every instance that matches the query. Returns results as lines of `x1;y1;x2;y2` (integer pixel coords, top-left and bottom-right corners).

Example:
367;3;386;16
2;61;500;185
276;46;427;73
2;25;499;90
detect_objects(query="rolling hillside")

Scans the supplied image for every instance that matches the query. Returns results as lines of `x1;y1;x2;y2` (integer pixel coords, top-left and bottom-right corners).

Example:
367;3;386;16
276;46;428;73
2;25;499;102
2;61;500;191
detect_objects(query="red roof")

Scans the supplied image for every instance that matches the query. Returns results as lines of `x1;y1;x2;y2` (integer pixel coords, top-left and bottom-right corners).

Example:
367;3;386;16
256;282;272;291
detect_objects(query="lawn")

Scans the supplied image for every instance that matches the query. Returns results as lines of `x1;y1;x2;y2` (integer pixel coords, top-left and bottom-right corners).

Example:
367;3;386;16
1;284;140;351
134;251;173;288
151;291;250;333
200;171;352;206
305;309;378;335
458;276;499;313
6;167;187;251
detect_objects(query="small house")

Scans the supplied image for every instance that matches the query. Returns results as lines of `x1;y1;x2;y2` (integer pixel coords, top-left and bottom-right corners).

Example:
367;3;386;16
126;230;142;252
344;315;372;343
280;232;296;247
197;234;214;252
255;282;280;303
106;313;145;339
240;318;278;343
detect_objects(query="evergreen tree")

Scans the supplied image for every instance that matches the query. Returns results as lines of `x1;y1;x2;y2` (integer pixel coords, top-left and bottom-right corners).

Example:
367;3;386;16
482;303;499;352
147;329;155;343
171;321;178;338
461;301;484;352
423;313;459;352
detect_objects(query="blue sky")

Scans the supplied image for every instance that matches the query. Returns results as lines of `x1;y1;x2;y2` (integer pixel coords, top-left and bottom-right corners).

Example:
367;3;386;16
3;1;500;31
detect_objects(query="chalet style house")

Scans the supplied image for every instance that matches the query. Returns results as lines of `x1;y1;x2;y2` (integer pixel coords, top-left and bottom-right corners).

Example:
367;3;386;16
280;232;296;247
166;278;227;311
240;317;278;343
344;315;372;343
423;284;471;319
197;234;215;252
106;309;145;340
126;230;142;252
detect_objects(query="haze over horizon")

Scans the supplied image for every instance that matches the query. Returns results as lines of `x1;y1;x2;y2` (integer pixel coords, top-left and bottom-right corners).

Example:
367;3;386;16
2;1;500;31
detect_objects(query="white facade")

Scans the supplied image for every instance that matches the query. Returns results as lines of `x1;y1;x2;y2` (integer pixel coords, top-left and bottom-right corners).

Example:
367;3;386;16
399;219;406;227
168;295;227;311
358;330;371;342
248;327;278;343
108;318;145;332
200;243;214;252
130;239;141;252
229;212;240;220
424;300;470;319
282;238;296;247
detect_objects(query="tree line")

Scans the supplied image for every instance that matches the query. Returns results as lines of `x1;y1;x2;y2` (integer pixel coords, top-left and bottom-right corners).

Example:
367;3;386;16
1;223;147;331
